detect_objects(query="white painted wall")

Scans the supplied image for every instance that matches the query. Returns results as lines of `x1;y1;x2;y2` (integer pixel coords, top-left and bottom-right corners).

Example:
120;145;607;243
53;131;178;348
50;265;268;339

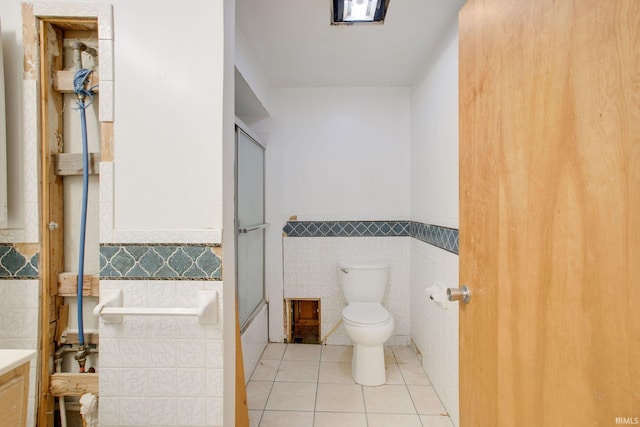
411;26;459;230
235;29;271;117
250;87;411;340
113;1;223;231
410;22;460;426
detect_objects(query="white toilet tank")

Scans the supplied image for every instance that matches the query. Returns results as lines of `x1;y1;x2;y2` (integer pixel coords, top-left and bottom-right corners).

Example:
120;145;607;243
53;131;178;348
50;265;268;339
337;263;389;303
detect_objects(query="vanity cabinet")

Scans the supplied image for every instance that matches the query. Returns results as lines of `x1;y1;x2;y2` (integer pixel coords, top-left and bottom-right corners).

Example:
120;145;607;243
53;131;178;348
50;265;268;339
0;350;35;427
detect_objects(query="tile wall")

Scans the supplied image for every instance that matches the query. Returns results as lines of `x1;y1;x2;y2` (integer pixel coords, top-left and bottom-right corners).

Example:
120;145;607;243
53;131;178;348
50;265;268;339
281;220;458;348
98;280;224;426
0;278;38;427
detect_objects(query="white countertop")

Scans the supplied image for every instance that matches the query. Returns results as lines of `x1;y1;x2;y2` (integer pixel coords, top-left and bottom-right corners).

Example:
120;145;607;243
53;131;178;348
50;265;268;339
0;350;37;377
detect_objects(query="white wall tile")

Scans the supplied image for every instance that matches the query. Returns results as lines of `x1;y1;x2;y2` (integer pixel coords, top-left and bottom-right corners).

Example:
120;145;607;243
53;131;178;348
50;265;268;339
205;340;224;369
118;339;148;368
283;236;411;345
176;339;205;368
146;340;177;368
177;368;206;397
147;398;177;426
97;280;224;425
120;397;148;426
147;368;177;397
119;368;147;396
177;398;206;426
148;318;177;339
205;397;224;427
98;396;120;426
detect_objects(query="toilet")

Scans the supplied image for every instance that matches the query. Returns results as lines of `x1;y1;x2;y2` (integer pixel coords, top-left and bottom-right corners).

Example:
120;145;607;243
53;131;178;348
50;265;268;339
338;262;395;386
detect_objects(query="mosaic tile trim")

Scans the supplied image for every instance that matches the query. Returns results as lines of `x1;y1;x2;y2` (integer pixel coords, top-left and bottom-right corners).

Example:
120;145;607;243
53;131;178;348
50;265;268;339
100;244;222;280
0;244;39;279
410;221;459;255
283;221;411;238
283;220;459;255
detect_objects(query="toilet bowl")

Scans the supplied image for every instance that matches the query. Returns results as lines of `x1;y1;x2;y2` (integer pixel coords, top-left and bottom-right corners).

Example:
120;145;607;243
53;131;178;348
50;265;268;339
337;263;395;386
342;302;395;386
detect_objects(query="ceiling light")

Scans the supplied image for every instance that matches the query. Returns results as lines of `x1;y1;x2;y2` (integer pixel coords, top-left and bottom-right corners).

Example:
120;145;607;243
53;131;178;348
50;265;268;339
332;0;390;24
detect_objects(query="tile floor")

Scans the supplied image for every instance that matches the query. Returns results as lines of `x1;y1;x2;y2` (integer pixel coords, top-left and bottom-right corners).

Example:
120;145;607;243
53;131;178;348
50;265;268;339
247;343;454;427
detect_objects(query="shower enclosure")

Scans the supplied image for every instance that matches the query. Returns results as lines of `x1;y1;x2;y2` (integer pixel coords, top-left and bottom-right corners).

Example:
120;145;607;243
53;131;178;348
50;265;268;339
235;125;267;330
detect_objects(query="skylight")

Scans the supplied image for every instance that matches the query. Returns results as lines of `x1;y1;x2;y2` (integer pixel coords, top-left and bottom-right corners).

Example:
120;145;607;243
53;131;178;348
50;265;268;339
332;0;390;24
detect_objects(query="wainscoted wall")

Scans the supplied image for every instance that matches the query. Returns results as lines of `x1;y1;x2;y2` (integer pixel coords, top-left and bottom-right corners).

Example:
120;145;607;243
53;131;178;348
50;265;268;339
98;279;224;426
283;235;411;346
282;220;458;347
97;245;224;426
0;277;38;427
0;244;39;427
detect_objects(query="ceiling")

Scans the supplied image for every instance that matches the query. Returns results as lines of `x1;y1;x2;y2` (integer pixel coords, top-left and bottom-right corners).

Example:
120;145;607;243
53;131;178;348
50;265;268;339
235;0;466;88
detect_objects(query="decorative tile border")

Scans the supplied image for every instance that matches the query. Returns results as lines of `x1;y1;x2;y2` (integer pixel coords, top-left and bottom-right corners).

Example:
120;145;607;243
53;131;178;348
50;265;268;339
100;244;222;280
283;221;411;237
410;222;459;254
0;244;39;279
283;220;459;255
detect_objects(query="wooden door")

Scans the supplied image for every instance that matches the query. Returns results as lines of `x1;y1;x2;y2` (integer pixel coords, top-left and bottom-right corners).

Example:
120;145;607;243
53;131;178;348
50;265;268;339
459;1;640;426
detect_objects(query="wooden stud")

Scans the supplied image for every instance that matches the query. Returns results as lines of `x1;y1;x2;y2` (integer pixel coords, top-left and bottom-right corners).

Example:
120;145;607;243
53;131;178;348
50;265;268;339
53;70;99;94
53;69;99;94
101;122;114;161
55;304;69;343
53;152;101;176
57;272;100;296
58;332;99;346
38;19;66;427
49;373;98;397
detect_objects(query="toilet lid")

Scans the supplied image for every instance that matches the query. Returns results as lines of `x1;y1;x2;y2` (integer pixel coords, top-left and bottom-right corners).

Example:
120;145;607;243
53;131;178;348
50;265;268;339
342;303;390;326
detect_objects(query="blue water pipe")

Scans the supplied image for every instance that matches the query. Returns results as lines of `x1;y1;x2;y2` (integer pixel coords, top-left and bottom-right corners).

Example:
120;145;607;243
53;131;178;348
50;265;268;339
72;43;97;371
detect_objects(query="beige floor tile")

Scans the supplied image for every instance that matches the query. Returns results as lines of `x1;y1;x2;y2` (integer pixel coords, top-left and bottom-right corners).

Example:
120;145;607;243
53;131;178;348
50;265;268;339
259;410;314;427
261;343;287;360
383;346;397;363
420;415;455;427
313;412;367;427
320;345;352;362
315;383;365;413
390;346;421;364
265;382;317;411
399;363;431;385
363;384;416;414
246;381;273;410
275;360;319;382
408;386;448;415
367;413;423;427
249;410;262;427
283;343;322;361
318;362;354;384
251;359;281;381
247;345;455;427
385;362;405;385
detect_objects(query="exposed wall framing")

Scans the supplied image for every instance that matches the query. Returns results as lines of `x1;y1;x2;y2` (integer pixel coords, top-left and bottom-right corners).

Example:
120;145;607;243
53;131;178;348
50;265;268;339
23;3;114;425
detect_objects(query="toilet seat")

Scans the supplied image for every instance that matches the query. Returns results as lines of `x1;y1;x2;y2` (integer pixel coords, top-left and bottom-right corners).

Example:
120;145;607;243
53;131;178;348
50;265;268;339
342;302;391;326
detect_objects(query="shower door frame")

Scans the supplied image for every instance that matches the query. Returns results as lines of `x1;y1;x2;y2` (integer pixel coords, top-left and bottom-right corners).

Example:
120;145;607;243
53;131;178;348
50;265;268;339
234;123;268;333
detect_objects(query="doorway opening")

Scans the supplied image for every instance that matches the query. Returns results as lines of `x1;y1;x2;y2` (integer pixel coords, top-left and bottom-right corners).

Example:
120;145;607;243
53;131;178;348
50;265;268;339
286;299;321;344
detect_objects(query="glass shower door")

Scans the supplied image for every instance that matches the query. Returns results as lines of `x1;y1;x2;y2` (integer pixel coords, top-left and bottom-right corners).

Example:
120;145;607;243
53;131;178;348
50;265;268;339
236;127;266;329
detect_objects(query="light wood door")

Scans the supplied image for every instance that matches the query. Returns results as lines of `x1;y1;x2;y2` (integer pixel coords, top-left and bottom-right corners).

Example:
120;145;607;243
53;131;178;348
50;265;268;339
459;1;640;426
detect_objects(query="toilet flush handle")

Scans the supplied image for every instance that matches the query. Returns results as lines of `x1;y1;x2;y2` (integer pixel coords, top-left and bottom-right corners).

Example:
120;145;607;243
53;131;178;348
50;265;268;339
340;268;349;274
447;286;471;304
